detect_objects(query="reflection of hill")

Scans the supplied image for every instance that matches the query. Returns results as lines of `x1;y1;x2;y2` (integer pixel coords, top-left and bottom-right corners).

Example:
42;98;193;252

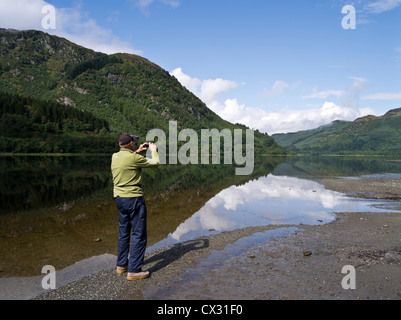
0;156;112;213
143;155;286;196
0;155;285;277
273;156;401;179
0;155;286;214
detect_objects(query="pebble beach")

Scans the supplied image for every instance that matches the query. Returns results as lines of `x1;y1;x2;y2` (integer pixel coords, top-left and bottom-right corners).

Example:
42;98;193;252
34;177;401;300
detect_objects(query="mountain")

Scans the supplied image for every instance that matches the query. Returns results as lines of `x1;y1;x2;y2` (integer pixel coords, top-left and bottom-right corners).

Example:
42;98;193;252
272;108;401;155
0;90;115;153
0;28;287;155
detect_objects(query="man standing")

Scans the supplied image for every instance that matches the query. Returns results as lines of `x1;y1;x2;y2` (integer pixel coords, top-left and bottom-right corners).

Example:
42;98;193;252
111;133;159;280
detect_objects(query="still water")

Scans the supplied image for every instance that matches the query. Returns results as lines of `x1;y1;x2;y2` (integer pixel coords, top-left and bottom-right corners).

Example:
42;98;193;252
1;155;401;280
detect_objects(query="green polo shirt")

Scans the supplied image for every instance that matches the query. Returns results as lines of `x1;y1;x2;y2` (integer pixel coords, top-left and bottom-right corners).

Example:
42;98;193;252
111;148;159;198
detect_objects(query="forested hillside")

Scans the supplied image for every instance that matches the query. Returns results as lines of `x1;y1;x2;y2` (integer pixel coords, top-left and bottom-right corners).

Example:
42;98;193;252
0;28;287;155
273;108;401;155
0;91;115;153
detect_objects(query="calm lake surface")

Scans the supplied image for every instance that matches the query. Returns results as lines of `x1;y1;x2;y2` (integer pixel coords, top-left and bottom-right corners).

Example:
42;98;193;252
1;155;401;279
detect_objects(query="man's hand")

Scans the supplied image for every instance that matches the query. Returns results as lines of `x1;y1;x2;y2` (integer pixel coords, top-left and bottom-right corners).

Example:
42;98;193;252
136;143;148;153
136;142;156;153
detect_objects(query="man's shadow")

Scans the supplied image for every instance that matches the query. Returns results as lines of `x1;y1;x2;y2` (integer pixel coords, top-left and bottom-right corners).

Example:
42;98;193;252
144;239;209;273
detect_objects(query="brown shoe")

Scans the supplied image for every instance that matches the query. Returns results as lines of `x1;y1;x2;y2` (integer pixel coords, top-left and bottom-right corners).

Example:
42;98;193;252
116;266;128;274
127;271;150;281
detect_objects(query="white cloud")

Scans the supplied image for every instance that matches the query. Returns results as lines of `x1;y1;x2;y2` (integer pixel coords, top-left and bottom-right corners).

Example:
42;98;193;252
171;67;238;107
171;68;375;135
362;92;401;100
0;0;141;55
303;77;367;101
161;0;181;8
0;0;46;30
348;76;367;87
134;0;155;9
131;0;180;11
336;0;401;24
303;88;346;99
218;101;374;135
365;0;401;14
264;81;289;96
395;46;401;62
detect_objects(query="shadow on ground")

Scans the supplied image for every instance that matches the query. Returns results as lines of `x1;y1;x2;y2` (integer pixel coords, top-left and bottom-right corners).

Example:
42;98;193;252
145;239;209;273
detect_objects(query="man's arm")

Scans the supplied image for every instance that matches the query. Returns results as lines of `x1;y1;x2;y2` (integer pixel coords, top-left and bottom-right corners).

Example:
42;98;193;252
135;143;159;167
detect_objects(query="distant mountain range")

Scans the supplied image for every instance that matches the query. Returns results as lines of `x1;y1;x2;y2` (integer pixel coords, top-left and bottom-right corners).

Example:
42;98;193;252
0;28;286;155
273;108;401;155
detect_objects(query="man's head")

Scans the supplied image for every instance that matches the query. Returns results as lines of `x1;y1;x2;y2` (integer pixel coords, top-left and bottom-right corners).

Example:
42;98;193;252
119;133;139;150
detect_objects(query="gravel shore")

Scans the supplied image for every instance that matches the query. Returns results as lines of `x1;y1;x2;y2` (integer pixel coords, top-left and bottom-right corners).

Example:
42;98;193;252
34;177;401;300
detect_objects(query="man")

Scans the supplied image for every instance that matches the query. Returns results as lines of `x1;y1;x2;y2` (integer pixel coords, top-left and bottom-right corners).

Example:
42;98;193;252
111;133;159;280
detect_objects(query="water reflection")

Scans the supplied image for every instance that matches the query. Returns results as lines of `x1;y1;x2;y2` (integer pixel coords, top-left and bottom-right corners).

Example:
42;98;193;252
151;173;397;249
0;155;284;278
1;155;401;279
273;155;401;178
0;156;112;213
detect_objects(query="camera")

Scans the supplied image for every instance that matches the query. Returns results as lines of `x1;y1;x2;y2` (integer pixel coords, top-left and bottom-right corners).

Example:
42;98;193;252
143;143;149;149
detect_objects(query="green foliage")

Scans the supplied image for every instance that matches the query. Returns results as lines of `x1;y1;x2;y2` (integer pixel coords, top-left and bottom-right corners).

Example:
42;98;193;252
273;110;401;155
64;55;123;80
0;28;288;156
0;90;116;153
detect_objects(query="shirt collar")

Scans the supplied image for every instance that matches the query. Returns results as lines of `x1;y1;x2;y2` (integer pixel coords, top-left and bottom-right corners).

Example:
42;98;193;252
120;148;134;154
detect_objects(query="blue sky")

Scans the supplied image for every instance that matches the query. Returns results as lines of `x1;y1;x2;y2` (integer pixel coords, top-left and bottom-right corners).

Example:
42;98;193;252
1;0;400;133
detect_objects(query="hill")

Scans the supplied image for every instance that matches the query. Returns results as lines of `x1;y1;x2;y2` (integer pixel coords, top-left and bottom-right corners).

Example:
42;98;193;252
0;28;287;155
272;108;401;155
0;90;115;153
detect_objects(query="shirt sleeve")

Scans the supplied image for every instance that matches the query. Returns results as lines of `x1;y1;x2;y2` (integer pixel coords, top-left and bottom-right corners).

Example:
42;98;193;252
134;151;160;168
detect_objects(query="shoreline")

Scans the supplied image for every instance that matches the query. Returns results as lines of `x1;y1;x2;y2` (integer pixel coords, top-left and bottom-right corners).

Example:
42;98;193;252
34;176;401;300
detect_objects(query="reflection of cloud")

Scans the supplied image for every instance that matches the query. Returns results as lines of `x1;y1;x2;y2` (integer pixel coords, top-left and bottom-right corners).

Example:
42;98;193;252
171;206;236;241
170;175;346;241
213;175;344;211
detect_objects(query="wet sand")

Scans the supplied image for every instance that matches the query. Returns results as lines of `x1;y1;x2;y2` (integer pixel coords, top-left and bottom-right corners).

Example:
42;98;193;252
35;177;401;300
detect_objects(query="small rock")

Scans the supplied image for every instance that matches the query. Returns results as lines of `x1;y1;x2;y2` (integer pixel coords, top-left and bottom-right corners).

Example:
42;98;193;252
93;238;102;242
303;251;312;256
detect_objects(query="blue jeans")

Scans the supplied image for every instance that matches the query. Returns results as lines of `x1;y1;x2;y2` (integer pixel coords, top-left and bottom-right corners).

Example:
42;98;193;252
115;196;147;273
